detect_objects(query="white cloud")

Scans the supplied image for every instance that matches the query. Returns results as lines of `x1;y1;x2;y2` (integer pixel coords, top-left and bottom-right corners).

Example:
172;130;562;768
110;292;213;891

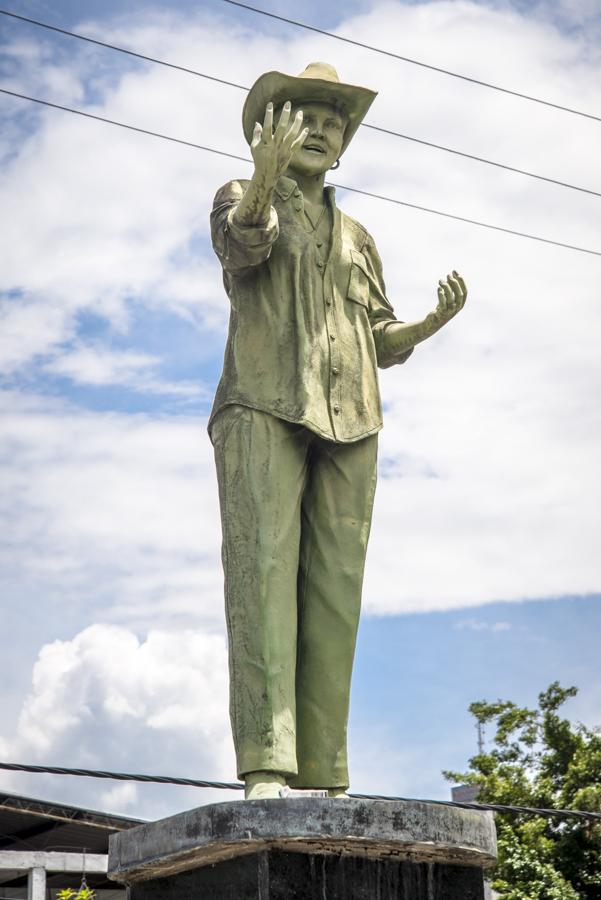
0;391;223;632
45;344;207;397
454;619;511;632
0;623;236;818
0;0;599;618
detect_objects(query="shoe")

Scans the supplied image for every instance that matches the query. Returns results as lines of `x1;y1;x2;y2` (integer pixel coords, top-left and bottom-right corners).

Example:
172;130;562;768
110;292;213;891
327;788;349;798
244;771;286;800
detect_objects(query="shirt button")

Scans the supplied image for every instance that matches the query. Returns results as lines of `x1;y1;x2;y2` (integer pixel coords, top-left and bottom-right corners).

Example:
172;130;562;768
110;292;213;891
330;333;336;341
316;240;323;248
333;405;341;415
294;190;301;198
317;261;324;268
295;203;303;212
332;367;339;375
325;298;332;306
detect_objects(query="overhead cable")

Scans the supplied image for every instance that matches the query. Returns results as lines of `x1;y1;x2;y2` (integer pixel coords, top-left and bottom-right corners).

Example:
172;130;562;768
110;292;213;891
0;8;249;91
1;9;599;198
0;87;250;163
361;123;601;199
220;0;601;124
1;762;600;823
2;87;600;258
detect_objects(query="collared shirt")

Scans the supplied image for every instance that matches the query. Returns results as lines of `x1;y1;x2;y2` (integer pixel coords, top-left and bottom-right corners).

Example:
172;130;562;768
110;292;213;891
208;175;412;443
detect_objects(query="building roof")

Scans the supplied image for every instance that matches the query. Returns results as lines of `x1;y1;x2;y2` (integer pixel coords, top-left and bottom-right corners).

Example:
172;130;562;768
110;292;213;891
0;791;144;893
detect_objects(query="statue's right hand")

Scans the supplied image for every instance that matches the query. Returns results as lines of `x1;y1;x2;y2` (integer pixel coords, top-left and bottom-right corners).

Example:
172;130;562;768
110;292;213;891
251;101;308;185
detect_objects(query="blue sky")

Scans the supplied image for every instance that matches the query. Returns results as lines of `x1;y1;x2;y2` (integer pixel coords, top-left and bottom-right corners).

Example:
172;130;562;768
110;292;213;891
1;0;600;819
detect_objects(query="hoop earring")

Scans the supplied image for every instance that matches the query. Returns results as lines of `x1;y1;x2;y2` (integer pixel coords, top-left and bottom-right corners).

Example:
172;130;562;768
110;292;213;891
330;159;340;170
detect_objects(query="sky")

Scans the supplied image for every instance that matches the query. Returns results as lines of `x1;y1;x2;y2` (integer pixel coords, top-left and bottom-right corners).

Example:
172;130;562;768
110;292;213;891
0;0;600;823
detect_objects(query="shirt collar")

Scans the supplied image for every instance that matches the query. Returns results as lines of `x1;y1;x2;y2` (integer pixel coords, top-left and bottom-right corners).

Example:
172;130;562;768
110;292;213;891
275;176;337;206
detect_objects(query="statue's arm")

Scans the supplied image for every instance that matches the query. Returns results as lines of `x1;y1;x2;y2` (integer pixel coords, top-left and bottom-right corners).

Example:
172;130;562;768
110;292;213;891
363;236;467;369
234;100;306;227
210;102;307;275
377;273;467;368
210;180;280;274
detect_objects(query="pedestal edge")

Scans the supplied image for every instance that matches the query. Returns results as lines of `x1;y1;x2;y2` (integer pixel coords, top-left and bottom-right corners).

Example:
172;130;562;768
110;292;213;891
108;799;497;883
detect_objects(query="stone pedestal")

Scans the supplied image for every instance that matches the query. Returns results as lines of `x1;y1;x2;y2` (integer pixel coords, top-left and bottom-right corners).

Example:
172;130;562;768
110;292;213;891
108;799;497;899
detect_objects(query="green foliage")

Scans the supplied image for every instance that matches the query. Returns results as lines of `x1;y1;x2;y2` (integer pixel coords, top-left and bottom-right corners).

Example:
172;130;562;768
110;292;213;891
57;886;96;899
444;682;601;899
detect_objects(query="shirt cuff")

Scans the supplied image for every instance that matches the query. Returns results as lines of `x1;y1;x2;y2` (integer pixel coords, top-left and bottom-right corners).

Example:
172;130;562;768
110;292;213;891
226;205;279;248
373;321;415;369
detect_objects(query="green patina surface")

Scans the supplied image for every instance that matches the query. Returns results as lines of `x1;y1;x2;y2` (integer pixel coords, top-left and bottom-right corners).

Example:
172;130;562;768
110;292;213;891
209;64;467;796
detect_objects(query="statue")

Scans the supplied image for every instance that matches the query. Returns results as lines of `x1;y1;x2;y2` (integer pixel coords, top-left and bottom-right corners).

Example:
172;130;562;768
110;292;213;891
209;63;467;800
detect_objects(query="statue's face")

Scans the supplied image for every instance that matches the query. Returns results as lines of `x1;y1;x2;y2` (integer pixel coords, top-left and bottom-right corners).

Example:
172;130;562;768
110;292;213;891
287;101;346;177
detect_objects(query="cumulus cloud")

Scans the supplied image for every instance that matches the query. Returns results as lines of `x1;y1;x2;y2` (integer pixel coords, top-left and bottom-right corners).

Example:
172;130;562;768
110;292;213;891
0;624;236;817
0;391;223;632
1;0;600;816
45;344;207;397
1;0;599;617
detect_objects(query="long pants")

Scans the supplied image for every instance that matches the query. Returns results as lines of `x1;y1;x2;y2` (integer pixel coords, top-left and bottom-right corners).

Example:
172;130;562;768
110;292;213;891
212;405;378;788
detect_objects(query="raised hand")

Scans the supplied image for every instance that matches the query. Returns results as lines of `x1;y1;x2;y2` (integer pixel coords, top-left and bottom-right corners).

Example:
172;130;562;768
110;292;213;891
423;271;468;335
251;101;308;187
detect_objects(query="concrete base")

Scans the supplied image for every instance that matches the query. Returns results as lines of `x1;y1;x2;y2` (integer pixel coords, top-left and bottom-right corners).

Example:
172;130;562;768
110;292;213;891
125;850;489;899
108;799;497;900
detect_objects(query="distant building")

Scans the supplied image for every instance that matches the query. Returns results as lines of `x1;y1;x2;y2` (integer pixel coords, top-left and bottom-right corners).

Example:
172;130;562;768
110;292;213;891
451;783;481;804
451;785;500;899
0;790;142;899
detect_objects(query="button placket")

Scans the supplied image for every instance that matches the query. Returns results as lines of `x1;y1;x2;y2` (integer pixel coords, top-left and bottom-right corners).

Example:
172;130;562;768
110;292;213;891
324;269;342;428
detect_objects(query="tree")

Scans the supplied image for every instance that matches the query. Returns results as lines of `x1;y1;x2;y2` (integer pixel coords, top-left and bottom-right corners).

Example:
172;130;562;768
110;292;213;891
444;682;601;899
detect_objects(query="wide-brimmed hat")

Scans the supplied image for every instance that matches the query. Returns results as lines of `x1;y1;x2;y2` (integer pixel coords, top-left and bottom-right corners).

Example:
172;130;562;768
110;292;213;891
242;62;377;156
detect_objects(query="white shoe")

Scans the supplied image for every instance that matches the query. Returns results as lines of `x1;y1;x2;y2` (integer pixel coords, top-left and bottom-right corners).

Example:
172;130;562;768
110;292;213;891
244;771;286;800
327;788;349;798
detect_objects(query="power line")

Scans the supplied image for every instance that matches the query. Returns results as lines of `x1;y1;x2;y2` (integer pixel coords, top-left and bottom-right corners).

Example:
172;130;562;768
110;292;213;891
2;762;600;823
0;87;250;164
362;123;601;199
0;8;248;91
220;0;601;125
1;87;600;258
328;180;601;257
7;22;601;201
1;8;599;198
0;761;241;791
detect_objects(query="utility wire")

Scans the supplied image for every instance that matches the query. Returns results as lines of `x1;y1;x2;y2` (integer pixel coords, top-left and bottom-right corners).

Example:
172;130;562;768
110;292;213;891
328;180;601;257
2;87;600;258
1;762;600;823
220;0;601;125
361;123;601;199
0;9;599;199
0;87;250;164
0;762;242;791
0;8;249;91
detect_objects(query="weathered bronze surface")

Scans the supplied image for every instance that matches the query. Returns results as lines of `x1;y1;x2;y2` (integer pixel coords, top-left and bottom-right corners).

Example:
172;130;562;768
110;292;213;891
209;63;467;798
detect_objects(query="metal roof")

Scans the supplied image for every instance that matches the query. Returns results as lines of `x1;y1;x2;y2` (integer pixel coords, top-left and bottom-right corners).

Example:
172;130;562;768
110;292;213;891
0;791;144;893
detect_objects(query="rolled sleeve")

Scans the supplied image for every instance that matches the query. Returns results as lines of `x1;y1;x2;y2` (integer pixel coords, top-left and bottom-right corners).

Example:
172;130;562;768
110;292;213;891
211;180;279;274
361;234;414;369
372;321;414;369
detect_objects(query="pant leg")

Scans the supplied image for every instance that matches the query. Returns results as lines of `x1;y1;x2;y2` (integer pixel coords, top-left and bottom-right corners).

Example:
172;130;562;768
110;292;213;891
291;433;378;789
212;405;310;779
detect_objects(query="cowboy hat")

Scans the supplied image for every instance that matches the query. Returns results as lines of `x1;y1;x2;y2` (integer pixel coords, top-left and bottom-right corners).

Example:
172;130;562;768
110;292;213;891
242;62;377;156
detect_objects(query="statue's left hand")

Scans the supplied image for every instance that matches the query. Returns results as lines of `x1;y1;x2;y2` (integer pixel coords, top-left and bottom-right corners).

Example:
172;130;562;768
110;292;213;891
423;271;467;335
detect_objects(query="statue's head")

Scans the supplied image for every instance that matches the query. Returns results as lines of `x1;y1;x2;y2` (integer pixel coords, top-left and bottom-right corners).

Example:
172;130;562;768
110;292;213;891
243;62;377;167
282;100;347;176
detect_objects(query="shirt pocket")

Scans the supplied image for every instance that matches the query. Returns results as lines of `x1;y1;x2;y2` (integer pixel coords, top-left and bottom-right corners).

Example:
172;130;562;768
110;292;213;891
347;248;370;309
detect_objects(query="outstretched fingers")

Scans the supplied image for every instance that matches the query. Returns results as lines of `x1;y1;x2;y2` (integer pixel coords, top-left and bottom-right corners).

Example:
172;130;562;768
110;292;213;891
290;119;309;153
287;111;305;144
438;271;467;318
451;270;468;309
262;102;274;142
251;121;263;150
